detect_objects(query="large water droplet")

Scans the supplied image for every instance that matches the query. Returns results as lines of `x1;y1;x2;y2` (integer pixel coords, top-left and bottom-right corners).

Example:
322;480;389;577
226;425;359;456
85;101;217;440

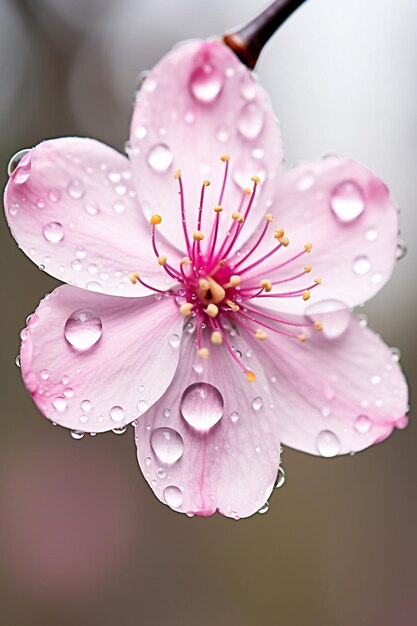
70;430;84;440
43;221;64;243
189;63;223;103
8;148;31;177
354;414;372;433
306;299;351;339
150;428;184;464
169;334;180;348
237;102;264;139
396;239;407;261
64;309;103;351
330;181;365;222
163;485;183;507
390;346;401;362
52;396;68;412
316;430;341;457
258;502;269;514
147;144;173;172
352;255;371;275
11;150;32;184
67;179;85;199
275;467;286;489
180;383;224;430
252;397;263;411
15;355;21;367
109;405;125;422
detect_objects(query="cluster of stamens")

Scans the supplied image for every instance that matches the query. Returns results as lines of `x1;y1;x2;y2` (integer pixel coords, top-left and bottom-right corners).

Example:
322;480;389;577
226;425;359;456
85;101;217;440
130;155;322;381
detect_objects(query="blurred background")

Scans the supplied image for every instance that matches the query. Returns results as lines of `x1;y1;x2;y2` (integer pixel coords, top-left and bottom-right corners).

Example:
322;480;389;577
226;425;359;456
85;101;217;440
0;0;416;624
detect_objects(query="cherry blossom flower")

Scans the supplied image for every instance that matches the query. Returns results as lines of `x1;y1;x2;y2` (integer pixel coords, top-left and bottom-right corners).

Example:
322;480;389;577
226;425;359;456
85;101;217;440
4;39;408;519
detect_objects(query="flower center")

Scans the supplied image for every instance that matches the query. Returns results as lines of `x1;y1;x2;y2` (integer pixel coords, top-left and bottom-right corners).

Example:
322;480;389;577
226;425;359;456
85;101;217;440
130;155;322;380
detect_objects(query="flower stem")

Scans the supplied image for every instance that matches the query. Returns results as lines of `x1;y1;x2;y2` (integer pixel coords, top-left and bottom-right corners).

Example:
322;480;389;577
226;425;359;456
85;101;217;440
223;0;308;69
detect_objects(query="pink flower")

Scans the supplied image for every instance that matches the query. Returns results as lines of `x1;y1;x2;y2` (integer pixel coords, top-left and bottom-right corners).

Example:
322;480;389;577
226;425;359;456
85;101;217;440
4;39;408;519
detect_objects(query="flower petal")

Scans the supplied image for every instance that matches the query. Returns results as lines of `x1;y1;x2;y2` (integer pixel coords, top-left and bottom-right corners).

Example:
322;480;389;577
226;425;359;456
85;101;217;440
4;137;176;296
20;285;183;433
253;315;408;455
130;39;283;252
134;328;282;519
238;156;398;314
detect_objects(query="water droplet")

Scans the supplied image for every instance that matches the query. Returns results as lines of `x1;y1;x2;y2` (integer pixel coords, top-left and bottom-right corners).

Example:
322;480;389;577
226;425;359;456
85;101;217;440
157;467;167;478
306;299;351;339
298;174;315;190
216;125;230;143
258;502;269;514
150;427;184;464
64;309;103;351
138;384;145;393
390;347;401;362
145;456;152;466
15;355;21;367
352;255;371;275
241;79;257;101
43;221;64;243
40;369;49;380
252;397;263;411
67;179;85;199
49;189;61;202
113;200;125;214
396;239;407;261
80;399;92;413
230;411;239;423
330;181;365;222
169;334;180;348
371;375;381;385
137;400;148;413
52;396;68;412
184;111;195;124
316;430;341;457
237;102;264;139
189;63;223;103
357;313;368;328
112;425;127;435
86;281;103;292
180;383;224;430
275;467;286;489
63;387;74;398
163;485;183;507
147;144;173;173
365;228;378;241
354;414;372;433
163;408;171;418
134;125;147;139
71;259;82;271
8;149;31;178
109;405;125;422
84;200;100;216
70;430;84;440
75;246;86;259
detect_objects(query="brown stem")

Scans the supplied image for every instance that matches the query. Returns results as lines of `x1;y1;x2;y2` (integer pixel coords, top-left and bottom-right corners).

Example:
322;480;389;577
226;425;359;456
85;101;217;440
224;0;308;69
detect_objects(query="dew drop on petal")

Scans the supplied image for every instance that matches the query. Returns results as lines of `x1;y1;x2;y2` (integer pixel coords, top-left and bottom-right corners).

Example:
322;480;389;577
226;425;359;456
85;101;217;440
15;355;21;367
352;255;371;275
330;181;365;222
365;228;378;241
163;485;183;507
396;239;407;261
70;430;84;440
189;64;223;103
80;399;92;413
86;281;103;293
390;347;401;362
252;397;263;411
306;299;351;339
354;414;372;433
237;102;264;139
43;221;64;243
180;383;223;431
316;430;341;457
112;425;127;435
84;200;100;216
64;309;103;351
8;149;31;177
52;396;68;412
275;467;286;489
150;428;184;464
258;502;269;514
67;179;85;199
147;144;173;172
169;334;180;348
230;411;239;423
109;405;125;422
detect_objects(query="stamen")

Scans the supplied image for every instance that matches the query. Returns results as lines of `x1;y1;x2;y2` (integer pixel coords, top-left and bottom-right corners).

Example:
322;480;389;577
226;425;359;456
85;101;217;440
150;214;162;225
206;304;219;318
210;330;223;345
225;299;240;312
303;290;311;301
260;279;272;292
255;329;268;340
158;255;167;266
129;273;174;296
179;302;193;316
223;274;242;289
198;348;210;359
193;231;204;241
304;242;313;253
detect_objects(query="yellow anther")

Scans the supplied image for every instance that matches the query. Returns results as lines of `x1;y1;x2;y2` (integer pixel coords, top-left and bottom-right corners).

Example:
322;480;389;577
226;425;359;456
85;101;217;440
226;299;240;312
251;175;261;184
174;169;181;180
279;235;289;247
314;321;323;331
203;179;211;187
193;231;204;241
244;187;252;195
265;213;273;223
274;228;285;240
246;371;256;382
198;348;209;359
255;329;268;341
299;334;307;343
220;154;230;162
129;273;140;284
179;303;193;316
219;259;227;266
214;205;223;213
157;255;167;266
304;242;313;253
303;290;311;301
260;279;272;293
229;275;242;287
210;331;223;345
314;277;322;284
150;214;162;225
199;278;210;290
206;303;219;318
304;265;312;273
232;211;244;222
180;256;191;265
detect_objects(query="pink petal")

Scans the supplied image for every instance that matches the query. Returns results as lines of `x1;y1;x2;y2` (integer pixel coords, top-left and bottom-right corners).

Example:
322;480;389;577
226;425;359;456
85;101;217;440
4;137;176;296
253;314;408;455
239;156;398;315
20;285;183;433
130;39;283;252
134;330;282;519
